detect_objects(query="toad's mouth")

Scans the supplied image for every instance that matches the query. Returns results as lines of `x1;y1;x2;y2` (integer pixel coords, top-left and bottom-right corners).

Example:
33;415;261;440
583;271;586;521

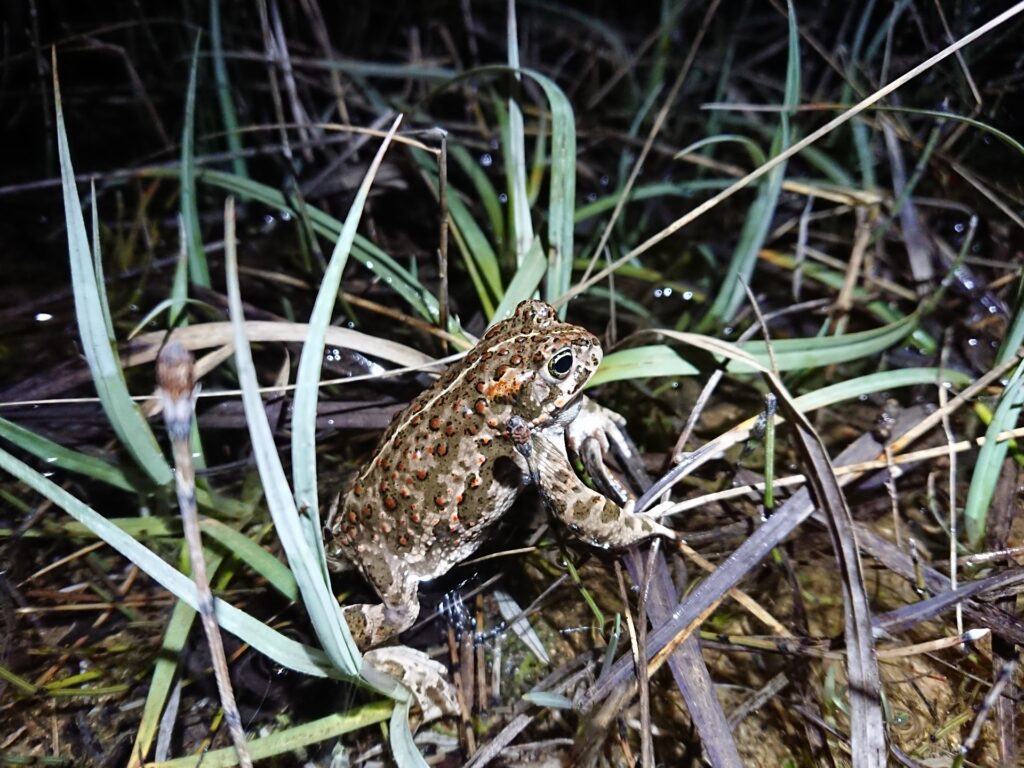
533;392;586;431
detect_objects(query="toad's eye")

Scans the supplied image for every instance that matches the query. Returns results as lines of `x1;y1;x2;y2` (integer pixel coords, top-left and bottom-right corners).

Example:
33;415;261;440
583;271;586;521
547;348;574;379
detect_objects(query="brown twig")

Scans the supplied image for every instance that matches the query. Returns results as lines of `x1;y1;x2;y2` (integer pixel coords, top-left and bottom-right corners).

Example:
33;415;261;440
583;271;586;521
157;343;252;768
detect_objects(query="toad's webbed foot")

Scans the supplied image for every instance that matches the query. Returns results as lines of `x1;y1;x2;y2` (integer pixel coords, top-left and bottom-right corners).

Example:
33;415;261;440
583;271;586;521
565;397;650;506
361;647;458;723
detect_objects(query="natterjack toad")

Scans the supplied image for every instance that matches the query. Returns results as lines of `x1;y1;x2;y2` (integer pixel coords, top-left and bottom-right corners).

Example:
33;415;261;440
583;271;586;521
326;299;674;650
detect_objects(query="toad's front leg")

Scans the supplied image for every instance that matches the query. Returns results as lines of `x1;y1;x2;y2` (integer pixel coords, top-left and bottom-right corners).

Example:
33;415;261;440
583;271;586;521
530;431;675;548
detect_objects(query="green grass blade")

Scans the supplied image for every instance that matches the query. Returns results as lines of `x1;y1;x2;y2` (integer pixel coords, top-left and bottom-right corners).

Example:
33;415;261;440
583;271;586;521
41;509;257;555
389;699;429;768
759;249;936;354
536;3;638;103
705;169;787;323
142;167;438;322
449;143;505;254
0;443;334;677
585;285;655;318
964;360;1024;547
293;116;401;567
226;55;453;81
169;215;189;326
851;115;877;190
223;197;362;677
593;337;948;391
147;702;392;768
589;346;700;387
439;146;503;301
209;0;248;180
844;0;878;188
702;21;737;157
491;236;547;323
446;192;499;317
200;520;298;601
997;273;1024;365
674;134;767;167
53;57;173;487
128;296;214;339
528;70;576;311
527;111;547;206
705;2;800;323
349;232;439;322
181;34;210;288
574;181;732;222
790;367;972;411
523;691;574;709
414;147;501;315
0;416;134;492
590;313;918;385
858;106;1024;157
128;552;223;766
429;63;580;314
731;312;918;372
715;113;854;187
505;3;534;265
0;662;39;697
58;515;180;539
89;182;115;339
38;513;303;598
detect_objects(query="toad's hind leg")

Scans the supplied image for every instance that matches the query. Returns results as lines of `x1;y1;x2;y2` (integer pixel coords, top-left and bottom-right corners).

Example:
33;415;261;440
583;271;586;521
531;433;674;548
340;555;458;721
343;559;421;649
